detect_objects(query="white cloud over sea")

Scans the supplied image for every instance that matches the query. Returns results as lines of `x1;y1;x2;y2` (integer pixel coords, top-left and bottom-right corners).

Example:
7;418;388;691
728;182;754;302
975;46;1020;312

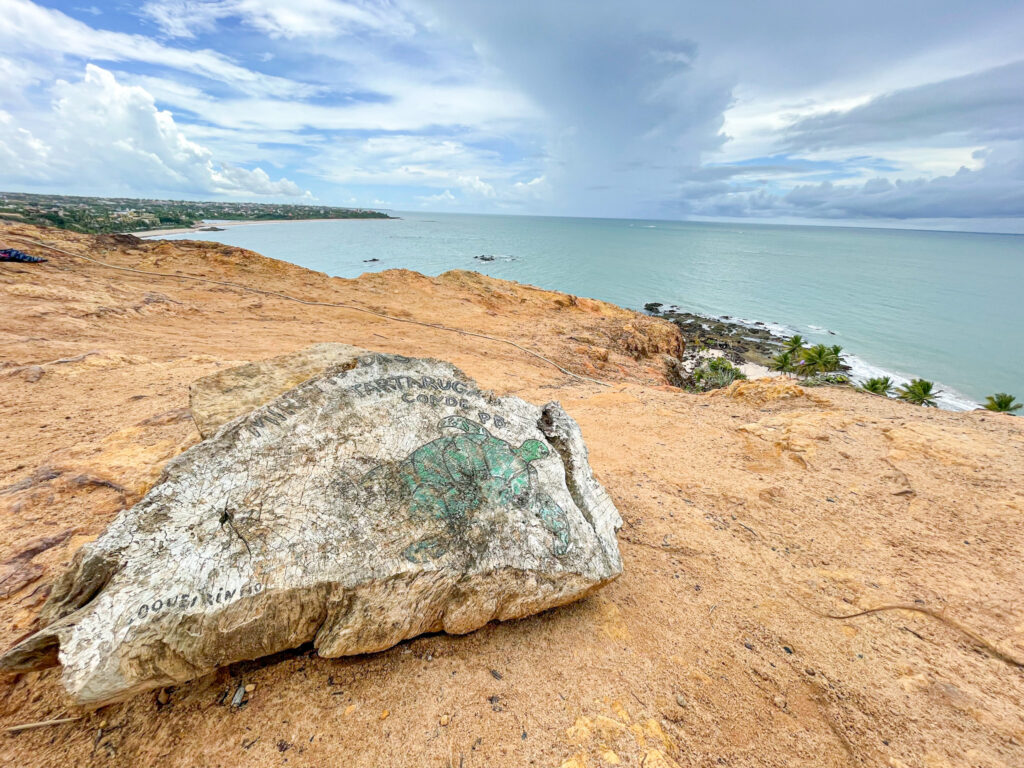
0;64;307;197
2;0;1024;229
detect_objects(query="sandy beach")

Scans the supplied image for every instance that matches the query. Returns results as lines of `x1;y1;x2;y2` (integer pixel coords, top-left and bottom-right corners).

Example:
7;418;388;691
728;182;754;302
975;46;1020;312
128;223;231;238
130;217;388;238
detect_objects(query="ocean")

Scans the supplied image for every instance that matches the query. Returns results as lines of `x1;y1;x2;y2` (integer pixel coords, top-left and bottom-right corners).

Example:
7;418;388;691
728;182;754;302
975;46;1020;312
161;212;1024;410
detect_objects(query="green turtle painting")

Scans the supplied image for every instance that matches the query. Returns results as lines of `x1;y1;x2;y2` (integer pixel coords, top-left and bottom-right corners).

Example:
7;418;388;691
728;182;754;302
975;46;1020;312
361;416;570;561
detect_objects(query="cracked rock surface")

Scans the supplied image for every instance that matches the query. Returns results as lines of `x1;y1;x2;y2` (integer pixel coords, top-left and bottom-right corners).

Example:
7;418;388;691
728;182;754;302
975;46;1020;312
0;351;622;707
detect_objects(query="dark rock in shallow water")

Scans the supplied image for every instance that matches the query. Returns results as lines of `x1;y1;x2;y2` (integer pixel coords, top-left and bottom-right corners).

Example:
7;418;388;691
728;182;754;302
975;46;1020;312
363;258;380;262
0;348;622;706
647;303;852;378
645;304;786;367
475;255;496;262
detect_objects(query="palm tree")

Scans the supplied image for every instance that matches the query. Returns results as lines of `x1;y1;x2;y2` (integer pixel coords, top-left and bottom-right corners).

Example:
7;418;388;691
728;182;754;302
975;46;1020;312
799;343;841;374
784;334;806;354
983;393;1022;413
861;376;893;396
898;378;940;407
769;351;796;374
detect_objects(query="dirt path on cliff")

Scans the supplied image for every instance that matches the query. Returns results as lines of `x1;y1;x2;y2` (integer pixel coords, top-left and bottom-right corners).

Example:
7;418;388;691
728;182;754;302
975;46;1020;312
1;224;1022;768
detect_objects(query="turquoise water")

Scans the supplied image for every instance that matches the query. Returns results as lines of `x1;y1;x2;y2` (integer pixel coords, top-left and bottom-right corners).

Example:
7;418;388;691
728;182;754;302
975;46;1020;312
162;213;1024;409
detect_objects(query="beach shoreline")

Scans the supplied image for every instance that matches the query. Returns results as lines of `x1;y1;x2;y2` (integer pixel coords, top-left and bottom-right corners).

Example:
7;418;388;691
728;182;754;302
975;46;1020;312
130;217;393;238
645;304;981;410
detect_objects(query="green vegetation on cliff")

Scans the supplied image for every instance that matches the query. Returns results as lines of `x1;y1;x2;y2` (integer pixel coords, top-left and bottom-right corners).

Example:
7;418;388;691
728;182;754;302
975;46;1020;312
0;191;393;234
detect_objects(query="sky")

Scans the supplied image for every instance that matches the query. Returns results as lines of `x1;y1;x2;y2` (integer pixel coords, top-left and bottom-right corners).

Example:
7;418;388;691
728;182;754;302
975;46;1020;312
2;0;1024;231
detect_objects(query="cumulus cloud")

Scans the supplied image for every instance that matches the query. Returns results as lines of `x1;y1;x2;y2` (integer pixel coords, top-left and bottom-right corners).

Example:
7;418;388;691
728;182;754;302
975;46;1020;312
2;1;540;208
0;65;308;198
455;175;496;198
416;189;456;206
306;134;539;206
0;112;51;178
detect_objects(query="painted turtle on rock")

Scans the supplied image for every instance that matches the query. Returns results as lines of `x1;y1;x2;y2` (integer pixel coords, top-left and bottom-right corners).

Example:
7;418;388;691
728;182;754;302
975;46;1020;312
363;416;571;558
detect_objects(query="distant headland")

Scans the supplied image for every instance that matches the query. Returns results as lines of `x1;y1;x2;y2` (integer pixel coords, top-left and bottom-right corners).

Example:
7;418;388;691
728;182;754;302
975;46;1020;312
0;191;394;235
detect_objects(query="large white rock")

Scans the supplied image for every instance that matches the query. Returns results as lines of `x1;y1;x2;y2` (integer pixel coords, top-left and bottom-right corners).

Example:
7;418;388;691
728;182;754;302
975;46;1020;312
1;351;622;706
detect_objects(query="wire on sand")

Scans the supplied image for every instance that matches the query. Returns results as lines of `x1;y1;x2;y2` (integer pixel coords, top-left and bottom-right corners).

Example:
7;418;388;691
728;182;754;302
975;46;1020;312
731;519;1024;670
814;604;1024;669
5;716;81;733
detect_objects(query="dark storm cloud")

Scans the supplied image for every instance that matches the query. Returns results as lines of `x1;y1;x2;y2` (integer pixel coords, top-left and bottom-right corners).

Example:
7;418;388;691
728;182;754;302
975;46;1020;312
420;0;1024;224
784;61;1024;150
693;145;1024;220
418;2;736;216
693;60;1024;222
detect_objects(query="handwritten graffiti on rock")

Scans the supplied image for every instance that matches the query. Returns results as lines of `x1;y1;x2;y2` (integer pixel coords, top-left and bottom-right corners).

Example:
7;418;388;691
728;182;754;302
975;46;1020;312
130;582;263;624
348;375;479;399
245;400;305;437
400;391;509;427
245;370;492;439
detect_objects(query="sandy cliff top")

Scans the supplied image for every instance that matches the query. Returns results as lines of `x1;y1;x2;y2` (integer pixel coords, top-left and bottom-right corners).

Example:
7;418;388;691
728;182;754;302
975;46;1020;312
1;224;1022;767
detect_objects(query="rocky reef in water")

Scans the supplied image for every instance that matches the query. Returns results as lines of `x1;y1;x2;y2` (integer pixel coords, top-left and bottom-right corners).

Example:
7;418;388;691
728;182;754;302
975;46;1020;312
643;302;787;367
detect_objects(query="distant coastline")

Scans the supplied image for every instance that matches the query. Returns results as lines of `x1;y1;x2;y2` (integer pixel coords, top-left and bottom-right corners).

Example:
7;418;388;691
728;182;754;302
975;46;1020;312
0;190;393;235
